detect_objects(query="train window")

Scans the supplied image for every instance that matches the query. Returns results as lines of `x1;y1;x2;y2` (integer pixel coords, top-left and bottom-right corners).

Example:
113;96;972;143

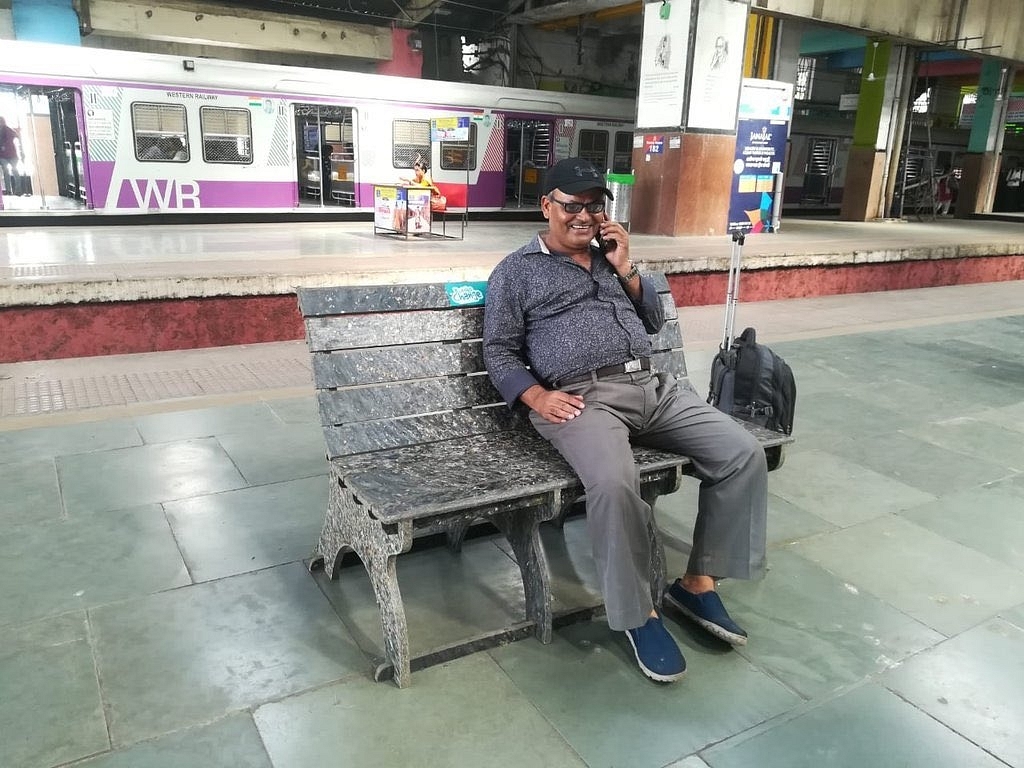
578;130;609;170
440;123;477;171
200;106;253;165
393;119;430;168
131;102;189;162
612;131;633;174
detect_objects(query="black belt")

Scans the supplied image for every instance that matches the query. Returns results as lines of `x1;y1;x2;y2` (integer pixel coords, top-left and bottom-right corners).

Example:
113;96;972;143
555;357;650;388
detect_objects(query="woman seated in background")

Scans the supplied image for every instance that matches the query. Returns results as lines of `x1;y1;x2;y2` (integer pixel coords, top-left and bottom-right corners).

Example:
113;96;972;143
401;157;447;212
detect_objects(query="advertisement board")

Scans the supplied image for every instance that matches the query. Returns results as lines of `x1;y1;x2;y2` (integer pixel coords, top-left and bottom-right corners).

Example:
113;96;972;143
727;79;794;234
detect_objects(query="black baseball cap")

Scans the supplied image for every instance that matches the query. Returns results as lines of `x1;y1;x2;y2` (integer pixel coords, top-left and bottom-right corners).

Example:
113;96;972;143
542;157;614;199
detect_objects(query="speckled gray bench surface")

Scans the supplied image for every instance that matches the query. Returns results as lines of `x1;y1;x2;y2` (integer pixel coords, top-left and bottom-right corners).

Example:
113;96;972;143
297;274;790;686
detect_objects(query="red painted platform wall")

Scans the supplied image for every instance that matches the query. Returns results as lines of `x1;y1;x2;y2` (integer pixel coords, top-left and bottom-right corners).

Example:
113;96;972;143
3;255;1022;363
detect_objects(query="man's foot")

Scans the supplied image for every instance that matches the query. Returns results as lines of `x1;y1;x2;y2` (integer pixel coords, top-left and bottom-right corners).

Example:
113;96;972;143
664;580;748;646
623;614;686;683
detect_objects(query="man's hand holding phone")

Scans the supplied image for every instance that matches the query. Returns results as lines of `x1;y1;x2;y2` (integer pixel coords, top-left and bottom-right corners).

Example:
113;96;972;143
597;216;637;288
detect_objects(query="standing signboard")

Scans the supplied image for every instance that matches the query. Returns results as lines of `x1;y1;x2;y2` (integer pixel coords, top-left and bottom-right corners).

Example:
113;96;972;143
727;79;794;234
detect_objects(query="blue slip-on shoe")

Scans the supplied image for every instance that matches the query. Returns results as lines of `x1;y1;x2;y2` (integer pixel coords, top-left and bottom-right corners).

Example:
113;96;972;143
624;614;686;683
663;581;748;646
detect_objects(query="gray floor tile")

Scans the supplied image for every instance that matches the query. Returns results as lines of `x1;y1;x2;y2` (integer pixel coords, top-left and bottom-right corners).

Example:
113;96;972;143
784;392;916;441
164;475;327;582
253;653;587;768
702;682;1006;768
883;618;1024;767
490;620;800;768
133;402;283;444
0;456;61;526
790;516;1024;635
717;549;943;699
0;418;142;464
314;537;529;659
976;400;1024;435
655;481;837;551
825;431;1013;497
265;396;319;425
58;438;249;515
906;416;1024;470
216;422;328;484
902;475;1024;570
0;505;189;627
767;450;936;527
1004;602;1024;629
74;713;272;768
90;563;366;745
0;613;108;768
665;758;713;768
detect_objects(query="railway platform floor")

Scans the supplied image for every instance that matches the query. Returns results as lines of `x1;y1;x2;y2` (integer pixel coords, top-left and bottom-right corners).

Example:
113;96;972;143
1;275;1023;768
3;215;1024;307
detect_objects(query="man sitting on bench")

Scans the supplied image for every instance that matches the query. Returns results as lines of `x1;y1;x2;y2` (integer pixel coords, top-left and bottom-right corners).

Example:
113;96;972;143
482;157;768;683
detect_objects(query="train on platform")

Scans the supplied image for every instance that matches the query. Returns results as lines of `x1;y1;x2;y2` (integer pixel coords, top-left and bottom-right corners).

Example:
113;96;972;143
0;40;635;217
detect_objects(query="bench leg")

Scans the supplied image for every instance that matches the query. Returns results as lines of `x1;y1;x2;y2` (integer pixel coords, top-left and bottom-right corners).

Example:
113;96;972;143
492;509;553;644
364;550;413;688
310;470;416;687
642;488;668;609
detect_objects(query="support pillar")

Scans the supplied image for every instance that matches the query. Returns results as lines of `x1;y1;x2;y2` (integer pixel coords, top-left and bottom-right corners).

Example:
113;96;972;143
631;0;749;236
841;40;904;221
11;0;80;44
957;60;1012;216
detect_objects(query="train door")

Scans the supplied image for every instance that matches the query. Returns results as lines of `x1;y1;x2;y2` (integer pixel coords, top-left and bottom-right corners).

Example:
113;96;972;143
505;118;553;207
0;84;85;211
801;136;837;205
293;104;356;208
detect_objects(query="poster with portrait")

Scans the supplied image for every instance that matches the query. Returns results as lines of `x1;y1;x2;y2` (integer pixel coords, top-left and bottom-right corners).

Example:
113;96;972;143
406;188;432;234
374;185;398;230
686;0;749;131
636;0;691;129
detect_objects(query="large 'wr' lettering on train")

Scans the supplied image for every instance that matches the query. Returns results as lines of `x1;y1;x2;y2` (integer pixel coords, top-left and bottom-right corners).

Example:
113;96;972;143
127;179;201;209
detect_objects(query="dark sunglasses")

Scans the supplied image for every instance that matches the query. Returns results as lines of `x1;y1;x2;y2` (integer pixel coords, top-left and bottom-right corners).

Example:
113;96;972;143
547;195;605;214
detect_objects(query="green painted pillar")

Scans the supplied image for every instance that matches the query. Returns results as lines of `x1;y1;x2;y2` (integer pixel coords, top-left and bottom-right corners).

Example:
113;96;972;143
958;59;1010;215
841;41;897;221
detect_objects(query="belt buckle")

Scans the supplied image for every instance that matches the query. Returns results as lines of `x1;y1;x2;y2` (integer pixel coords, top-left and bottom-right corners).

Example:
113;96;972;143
623;358;642;373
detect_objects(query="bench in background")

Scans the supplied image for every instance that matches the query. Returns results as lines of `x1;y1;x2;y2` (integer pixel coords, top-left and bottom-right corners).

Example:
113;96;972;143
298;274;791;687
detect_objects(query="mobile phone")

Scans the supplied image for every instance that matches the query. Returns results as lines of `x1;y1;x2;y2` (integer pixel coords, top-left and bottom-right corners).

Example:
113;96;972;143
596;233;617;254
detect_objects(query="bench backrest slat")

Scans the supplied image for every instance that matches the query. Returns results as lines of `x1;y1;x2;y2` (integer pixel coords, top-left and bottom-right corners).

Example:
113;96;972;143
317;374;500;424
299;275;688;459
306;308;483;351
323;406;521;457
312;341;483;388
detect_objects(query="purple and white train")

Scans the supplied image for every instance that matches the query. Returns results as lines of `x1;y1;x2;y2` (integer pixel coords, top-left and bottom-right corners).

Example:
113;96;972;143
0;40;636;216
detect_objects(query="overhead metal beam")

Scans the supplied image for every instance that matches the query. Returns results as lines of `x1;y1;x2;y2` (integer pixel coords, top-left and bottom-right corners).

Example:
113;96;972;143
511;0;637;24
83;0;392;61
394;0;447;26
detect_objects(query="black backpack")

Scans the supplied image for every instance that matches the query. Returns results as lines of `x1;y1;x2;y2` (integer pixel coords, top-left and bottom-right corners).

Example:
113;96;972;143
708;327;796;435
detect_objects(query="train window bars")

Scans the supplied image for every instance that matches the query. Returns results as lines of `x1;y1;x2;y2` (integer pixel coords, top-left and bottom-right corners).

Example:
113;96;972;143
200;106;253;165
393;119;430;169
131;102;189;162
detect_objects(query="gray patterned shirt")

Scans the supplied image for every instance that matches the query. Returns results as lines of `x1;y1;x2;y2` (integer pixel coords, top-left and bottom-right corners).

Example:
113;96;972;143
483;233;665;406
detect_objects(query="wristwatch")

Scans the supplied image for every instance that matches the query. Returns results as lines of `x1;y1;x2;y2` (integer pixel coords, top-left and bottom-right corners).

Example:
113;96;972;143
618;262;640;283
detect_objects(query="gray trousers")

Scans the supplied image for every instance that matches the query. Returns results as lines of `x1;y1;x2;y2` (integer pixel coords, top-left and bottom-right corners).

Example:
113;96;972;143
530;370;767;631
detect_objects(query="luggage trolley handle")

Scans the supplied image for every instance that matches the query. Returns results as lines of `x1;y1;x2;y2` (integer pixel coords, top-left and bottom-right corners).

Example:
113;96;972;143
720;230;745;349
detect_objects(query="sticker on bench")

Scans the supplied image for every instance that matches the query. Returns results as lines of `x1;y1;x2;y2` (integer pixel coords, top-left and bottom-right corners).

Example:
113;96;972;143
445;281;487;307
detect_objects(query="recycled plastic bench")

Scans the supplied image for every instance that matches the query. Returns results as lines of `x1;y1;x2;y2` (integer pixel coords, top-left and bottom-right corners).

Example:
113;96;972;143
298;273;792;687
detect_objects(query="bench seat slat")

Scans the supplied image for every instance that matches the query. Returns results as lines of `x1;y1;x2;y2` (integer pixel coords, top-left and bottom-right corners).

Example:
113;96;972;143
334;431;691;523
